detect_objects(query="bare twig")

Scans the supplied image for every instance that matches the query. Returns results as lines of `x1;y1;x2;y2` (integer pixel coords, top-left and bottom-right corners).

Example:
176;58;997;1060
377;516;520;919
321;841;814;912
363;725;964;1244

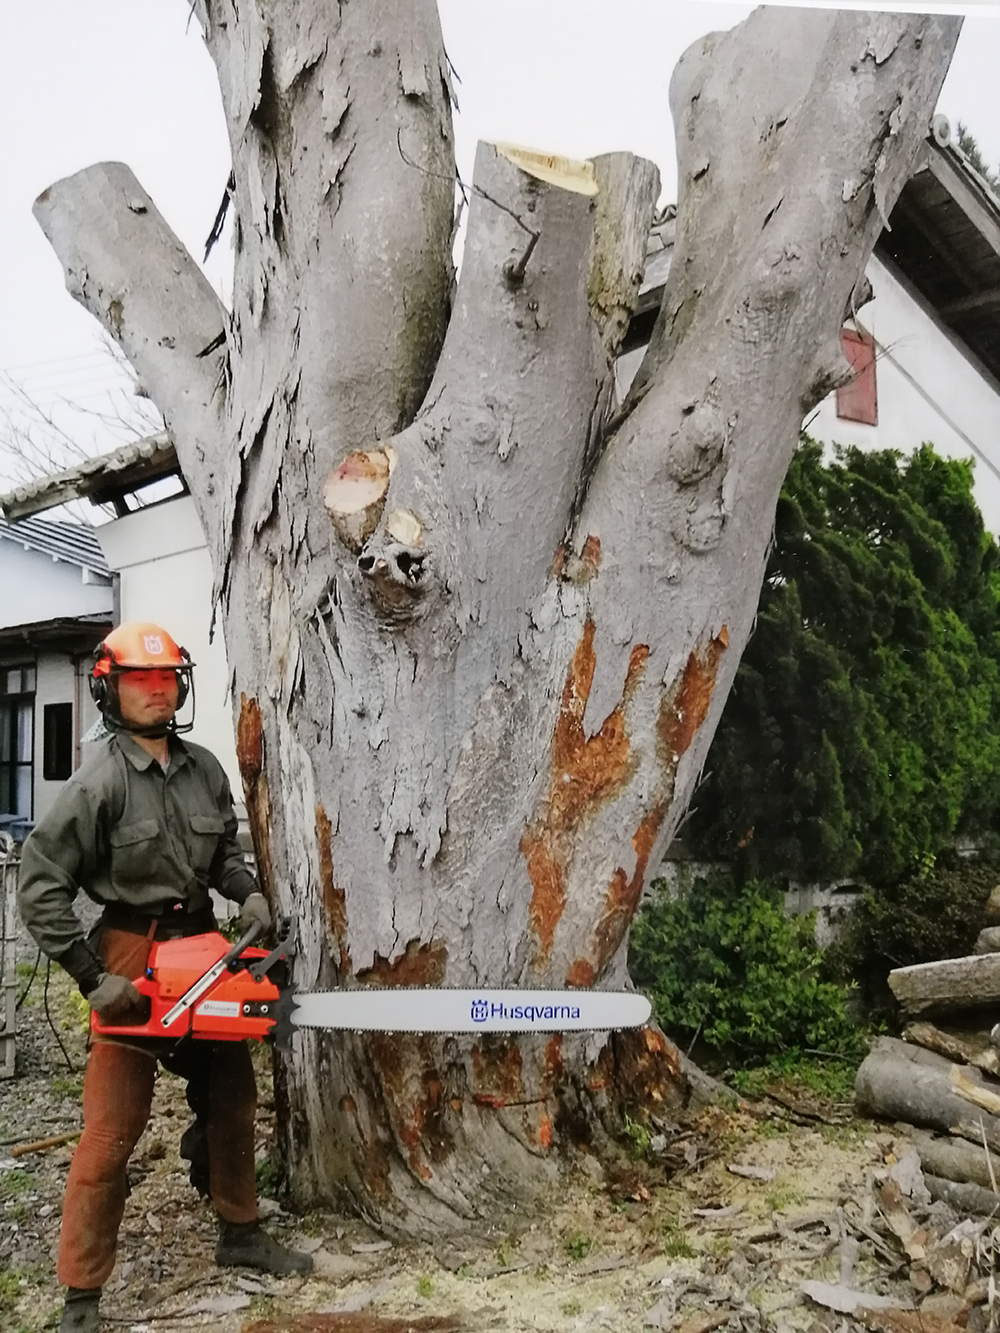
981;1116;999;1195
11;1129;82;1158
396;129;540;241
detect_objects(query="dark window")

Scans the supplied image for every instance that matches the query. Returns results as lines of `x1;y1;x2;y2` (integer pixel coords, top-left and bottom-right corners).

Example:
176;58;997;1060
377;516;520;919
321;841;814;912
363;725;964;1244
836;328;878;426
43;703;73;781
0;666;35;818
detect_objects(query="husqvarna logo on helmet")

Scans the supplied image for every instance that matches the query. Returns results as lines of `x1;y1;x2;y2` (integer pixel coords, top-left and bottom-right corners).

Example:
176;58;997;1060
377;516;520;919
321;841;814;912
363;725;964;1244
471;998;488;1023
143;634;164;655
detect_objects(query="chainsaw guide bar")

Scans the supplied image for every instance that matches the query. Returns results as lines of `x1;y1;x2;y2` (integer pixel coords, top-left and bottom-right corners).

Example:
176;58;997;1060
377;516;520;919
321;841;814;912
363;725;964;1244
90;927;652;1047
291;987;652;1034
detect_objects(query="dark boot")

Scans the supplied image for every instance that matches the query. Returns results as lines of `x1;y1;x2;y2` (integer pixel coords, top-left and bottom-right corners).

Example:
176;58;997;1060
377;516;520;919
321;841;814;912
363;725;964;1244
59;1287;101;1332
179;1117;210;1196
215;1219;313;1275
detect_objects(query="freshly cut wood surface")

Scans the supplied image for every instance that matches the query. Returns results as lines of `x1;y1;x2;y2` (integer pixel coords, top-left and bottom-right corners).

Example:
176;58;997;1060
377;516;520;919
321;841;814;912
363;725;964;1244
854;1039;1000;1137
889;953;1000;1015
903;1022;1000;1074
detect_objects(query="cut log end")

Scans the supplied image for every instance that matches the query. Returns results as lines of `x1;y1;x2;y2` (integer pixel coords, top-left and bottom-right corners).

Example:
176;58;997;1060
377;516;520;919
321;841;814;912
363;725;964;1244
494;142;599;196
323;447;395;552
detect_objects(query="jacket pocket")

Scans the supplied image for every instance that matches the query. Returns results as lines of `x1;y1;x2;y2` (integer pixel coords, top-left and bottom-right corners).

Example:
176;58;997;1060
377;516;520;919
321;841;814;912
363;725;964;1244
110;819;159;847
190;814;226;835
109;819;160;889
189;812;226;871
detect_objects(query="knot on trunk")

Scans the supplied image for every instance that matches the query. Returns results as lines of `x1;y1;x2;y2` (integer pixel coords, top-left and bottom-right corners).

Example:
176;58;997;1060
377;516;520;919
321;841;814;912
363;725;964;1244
357;537;430;614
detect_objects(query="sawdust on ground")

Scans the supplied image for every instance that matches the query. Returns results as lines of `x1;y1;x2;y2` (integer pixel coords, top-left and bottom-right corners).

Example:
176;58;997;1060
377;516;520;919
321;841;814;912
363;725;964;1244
1;963;904;1333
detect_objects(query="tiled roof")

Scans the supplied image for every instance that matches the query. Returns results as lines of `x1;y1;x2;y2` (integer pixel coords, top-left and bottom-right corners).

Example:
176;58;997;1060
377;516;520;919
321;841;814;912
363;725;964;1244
0;433;177;521
0;513;109;574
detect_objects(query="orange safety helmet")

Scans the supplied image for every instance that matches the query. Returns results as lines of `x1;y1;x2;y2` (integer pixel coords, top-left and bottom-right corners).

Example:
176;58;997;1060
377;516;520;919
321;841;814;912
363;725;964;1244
91;622;196;735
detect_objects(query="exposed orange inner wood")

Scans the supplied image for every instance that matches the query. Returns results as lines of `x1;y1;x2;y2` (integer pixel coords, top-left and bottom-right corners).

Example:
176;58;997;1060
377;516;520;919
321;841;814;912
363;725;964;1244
538;1111;553;1149
236;692;263;783
522;619;651;960
315;803;351;972
471;1039;524;1108
580;534;602;578
568;628;729;985
658;628;729;766
235;693;274;900
368;1034;451;1183
359;938;447;988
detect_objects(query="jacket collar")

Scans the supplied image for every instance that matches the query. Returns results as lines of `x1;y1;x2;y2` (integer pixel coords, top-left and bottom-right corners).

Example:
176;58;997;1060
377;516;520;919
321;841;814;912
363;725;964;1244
115;731;190;773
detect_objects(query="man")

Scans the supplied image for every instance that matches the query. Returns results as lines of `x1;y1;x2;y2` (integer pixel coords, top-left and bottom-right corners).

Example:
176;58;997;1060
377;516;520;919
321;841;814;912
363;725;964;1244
18;622;311;1333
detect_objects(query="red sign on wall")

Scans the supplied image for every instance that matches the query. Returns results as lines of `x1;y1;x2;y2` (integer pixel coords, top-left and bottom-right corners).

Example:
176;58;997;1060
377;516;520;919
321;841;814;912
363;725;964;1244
836;328;878;426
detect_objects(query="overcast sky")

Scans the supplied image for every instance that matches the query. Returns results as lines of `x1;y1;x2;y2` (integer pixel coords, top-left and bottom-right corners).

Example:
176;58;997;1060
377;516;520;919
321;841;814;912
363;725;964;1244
0;2;997;491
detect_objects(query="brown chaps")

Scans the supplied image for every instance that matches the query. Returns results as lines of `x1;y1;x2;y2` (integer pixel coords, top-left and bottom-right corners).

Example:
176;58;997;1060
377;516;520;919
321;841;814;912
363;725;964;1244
57;926;258;1290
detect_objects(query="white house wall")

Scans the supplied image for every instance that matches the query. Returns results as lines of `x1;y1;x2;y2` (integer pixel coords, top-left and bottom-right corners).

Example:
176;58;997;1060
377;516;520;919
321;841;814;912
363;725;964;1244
805;253;1000;535
96;497;240;792
0;542;113;630
619;252;1000;538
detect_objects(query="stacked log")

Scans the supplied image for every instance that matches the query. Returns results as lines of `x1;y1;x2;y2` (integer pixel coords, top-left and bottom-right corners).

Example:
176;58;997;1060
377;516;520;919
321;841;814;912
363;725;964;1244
854;923;1000;1206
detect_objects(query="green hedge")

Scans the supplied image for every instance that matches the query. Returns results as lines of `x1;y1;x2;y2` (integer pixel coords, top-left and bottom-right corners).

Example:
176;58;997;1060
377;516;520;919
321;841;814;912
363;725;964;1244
688;441;1000;885
629;871;864;1065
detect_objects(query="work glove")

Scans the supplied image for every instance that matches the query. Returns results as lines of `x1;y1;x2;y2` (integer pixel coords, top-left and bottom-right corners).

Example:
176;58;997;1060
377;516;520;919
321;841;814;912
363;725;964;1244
89;973;148;1024
240;891;271;936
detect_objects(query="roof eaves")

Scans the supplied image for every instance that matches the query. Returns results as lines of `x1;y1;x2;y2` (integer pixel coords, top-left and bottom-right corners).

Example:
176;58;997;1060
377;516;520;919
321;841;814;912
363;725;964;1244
0;432;177;521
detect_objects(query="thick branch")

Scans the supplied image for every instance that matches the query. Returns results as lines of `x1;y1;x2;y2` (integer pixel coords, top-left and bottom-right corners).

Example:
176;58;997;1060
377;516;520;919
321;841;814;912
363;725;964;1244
348;142;659;635
197;0;456;588
565;8;961;875
33;162;227;530
503;9;962;988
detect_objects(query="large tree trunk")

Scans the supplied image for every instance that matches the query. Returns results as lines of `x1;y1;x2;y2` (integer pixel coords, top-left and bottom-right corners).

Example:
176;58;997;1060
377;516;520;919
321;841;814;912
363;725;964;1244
35;2;960;1235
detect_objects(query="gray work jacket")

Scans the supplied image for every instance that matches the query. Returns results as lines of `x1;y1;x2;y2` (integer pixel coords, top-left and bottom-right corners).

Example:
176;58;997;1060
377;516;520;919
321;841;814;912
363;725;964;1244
18;731;256;987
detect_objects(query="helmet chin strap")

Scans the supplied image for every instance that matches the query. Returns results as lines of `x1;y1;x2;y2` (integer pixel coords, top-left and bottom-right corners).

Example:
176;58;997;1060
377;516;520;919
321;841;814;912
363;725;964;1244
103;715;184;740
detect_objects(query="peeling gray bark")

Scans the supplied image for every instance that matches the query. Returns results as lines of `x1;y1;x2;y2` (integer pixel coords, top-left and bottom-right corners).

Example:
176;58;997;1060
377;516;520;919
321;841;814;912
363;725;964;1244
35;1;961;1235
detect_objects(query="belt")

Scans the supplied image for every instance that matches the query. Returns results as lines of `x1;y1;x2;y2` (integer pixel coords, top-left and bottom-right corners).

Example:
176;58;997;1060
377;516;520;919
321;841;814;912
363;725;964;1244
99;889;215;940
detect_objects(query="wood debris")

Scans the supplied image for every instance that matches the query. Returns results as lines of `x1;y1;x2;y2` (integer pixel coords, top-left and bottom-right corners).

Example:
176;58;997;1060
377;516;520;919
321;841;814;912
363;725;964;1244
850;955;1000;1333
801;1280;914;1313
726;1163;777;1181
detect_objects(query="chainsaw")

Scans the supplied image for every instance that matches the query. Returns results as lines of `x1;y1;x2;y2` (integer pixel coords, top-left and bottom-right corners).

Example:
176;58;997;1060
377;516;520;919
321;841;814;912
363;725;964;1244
91;923;652;1048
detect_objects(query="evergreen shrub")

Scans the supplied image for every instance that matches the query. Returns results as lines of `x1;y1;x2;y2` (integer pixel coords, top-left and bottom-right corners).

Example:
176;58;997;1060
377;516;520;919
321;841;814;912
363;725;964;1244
628;871;864;1065
826;848;999;1014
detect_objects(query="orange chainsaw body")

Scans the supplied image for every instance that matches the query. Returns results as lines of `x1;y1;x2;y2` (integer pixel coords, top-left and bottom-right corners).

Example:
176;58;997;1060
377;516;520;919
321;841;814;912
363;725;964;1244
90;931;283;1042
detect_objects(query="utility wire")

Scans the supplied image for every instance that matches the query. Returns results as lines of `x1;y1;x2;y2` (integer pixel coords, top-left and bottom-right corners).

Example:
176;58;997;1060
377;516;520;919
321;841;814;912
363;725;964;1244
15;946;40;1010
43;959;76;1074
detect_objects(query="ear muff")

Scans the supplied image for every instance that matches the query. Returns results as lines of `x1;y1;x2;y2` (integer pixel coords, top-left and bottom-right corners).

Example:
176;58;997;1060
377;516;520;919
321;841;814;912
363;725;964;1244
175;647;193;710
89;642;114;713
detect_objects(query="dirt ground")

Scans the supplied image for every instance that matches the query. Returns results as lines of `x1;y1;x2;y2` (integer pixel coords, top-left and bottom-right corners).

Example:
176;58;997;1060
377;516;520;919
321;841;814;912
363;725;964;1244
1;959;907;1333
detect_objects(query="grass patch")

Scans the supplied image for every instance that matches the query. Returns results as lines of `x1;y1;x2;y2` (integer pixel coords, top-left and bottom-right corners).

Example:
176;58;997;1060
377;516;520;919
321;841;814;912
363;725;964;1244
564;1232;593;1261
731;1051;862;1104
765;1180;806;1212
0;1270;20;1310
415;1275;434;1298
622;1115;651;1158
255;1154;286;1199
661;1222;696;1259
494;1236;519;1267
50;1075;83;1100
0;1169;34;1199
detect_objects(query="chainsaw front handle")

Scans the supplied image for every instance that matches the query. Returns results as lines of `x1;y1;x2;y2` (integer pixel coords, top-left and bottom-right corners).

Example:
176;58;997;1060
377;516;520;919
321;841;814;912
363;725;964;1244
221;922;265;969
